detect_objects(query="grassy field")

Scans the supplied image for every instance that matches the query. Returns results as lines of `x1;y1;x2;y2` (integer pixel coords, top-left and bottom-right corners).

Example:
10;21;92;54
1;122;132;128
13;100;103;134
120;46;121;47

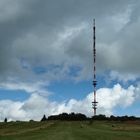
0;121;140;140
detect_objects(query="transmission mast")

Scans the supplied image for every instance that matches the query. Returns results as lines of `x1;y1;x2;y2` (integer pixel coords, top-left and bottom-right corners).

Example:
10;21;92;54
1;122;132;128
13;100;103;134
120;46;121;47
92;19;98;116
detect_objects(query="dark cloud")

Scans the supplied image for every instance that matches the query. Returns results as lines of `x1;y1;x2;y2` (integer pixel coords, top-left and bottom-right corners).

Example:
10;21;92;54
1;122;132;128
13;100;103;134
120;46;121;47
0;0;139;84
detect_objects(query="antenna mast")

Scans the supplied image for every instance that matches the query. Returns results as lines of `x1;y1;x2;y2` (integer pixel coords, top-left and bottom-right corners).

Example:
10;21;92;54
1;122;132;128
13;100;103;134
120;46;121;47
92;19;98;116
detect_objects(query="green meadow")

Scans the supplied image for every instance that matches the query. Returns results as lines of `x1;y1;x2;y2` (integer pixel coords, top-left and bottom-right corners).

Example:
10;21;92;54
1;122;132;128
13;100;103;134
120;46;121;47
0;121;140;140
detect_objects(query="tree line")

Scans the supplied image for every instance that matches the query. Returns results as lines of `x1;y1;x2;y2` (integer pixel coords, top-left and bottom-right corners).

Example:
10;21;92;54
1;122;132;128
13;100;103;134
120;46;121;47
41;113;140;122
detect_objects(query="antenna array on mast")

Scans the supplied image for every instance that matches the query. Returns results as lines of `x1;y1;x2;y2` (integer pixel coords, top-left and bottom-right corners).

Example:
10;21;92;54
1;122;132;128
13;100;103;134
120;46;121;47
92;19;98;116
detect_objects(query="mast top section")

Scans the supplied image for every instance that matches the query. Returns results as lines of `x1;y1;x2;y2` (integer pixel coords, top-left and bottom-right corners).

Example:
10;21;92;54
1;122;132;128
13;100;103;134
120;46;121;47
93;19;95;27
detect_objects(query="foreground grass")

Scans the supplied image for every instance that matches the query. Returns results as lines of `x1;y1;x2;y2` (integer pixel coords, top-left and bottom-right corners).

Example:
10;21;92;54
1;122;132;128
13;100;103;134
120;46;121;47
0;121;140;140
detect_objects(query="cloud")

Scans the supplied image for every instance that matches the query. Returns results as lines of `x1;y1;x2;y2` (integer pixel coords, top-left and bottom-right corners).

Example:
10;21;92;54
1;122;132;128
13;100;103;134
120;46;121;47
0;0;139;84
109;70;138;82
61;84;138;116
0;83;138;121
0;80;51;96
0;0;140;121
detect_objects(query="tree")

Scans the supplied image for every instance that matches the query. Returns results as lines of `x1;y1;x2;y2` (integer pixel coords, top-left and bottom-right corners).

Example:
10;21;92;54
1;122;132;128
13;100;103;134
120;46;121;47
47;112;87;121
4;118;7;123
41;115;47;121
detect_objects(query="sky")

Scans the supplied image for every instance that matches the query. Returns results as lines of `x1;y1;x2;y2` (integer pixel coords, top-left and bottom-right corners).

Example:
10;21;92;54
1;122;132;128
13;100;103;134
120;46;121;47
0;0;140;121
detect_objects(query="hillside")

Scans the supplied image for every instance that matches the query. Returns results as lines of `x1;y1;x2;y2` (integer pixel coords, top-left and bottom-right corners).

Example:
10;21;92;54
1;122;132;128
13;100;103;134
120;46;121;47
0;121;140;140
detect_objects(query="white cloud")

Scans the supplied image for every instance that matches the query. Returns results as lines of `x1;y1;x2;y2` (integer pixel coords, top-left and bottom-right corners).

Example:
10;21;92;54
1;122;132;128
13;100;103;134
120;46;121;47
0;100;25;121
0;81;51;96
109;70;138;82
0;83;139;121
